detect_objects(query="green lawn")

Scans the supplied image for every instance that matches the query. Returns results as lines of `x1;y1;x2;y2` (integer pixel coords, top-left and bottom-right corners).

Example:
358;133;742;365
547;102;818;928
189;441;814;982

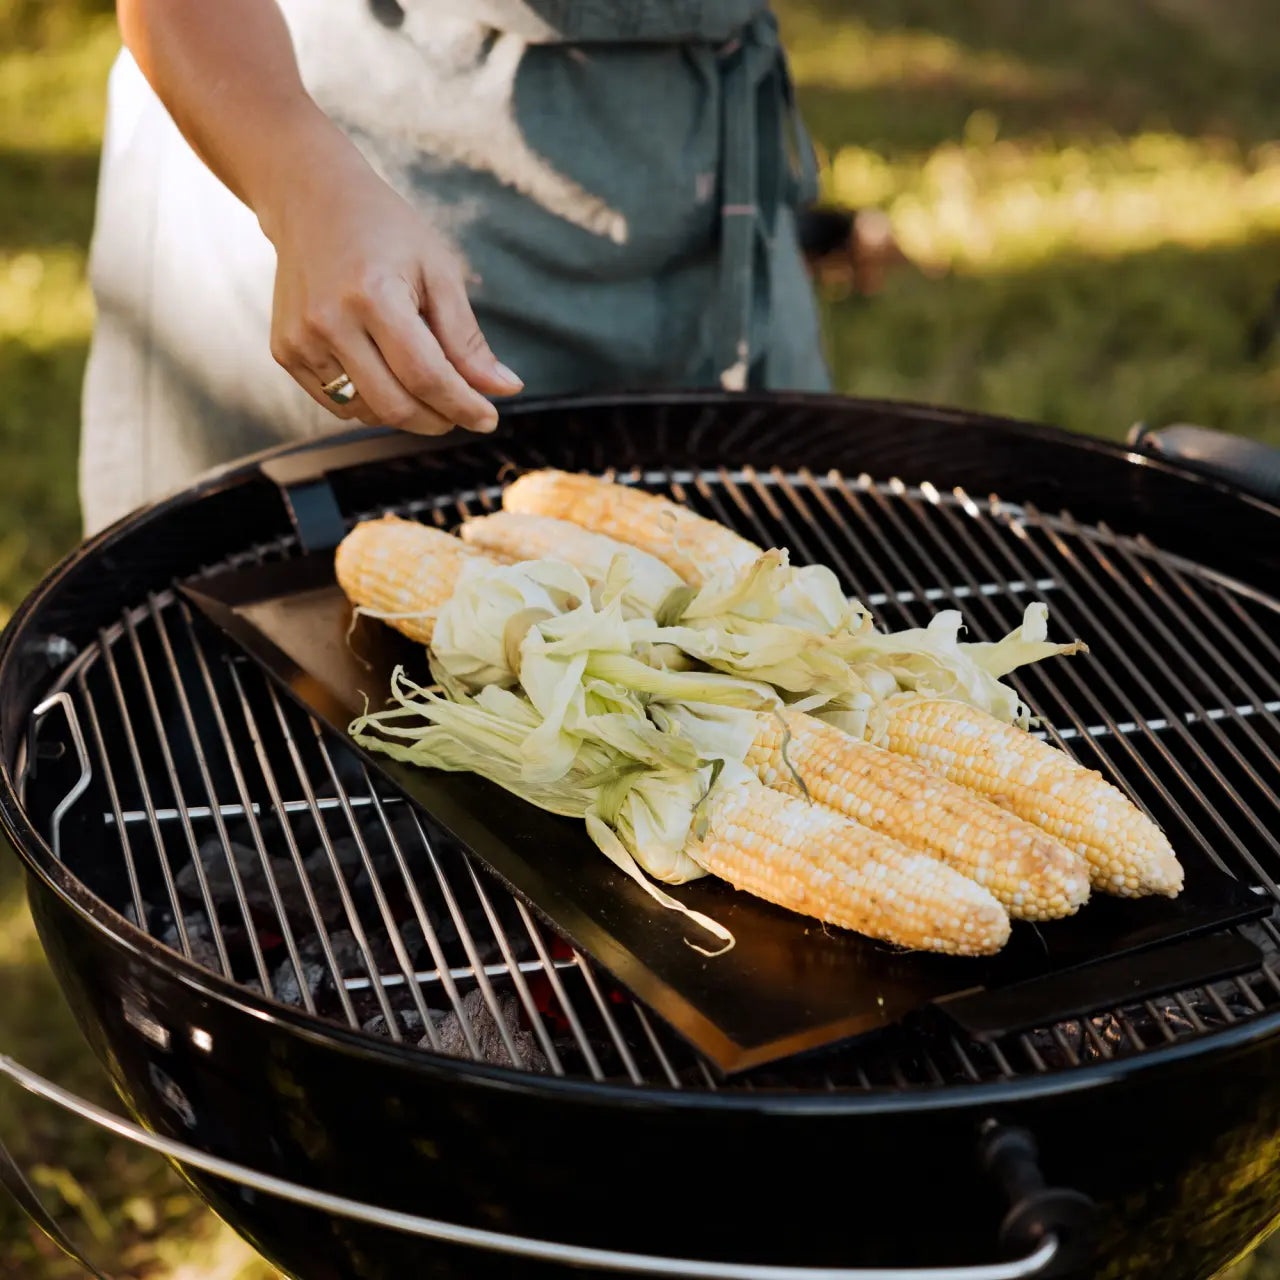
0;1;1278;1276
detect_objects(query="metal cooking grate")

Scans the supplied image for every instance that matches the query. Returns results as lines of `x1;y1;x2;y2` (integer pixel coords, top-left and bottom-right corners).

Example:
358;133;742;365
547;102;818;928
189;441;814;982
21;466;1280;1092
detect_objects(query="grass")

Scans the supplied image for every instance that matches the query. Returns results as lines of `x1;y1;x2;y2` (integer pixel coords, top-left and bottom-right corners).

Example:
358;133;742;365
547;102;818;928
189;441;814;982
0;5;282;1274
817;239;1280;443
774;0;1280;447
0;0;1277;1276
0;2;112;629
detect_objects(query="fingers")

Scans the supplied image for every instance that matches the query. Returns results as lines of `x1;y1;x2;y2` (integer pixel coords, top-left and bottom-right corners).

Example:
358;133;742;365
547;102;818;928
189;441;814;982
327;325;456;436
272;330;370;423
423;269;524;399
306;355;375;424
270;260;519;435
273;307;456;436
362;282;499;432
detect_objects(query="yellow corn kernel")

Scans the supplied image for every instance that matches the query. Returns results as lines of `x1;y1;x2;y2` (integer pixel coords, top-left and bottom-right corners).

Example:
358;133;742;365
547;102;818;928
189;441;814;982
334;515;492;645
502;469;762;584
460;510;684;615
885;699;1184;898
747;710;1090;921
689;775;1011;956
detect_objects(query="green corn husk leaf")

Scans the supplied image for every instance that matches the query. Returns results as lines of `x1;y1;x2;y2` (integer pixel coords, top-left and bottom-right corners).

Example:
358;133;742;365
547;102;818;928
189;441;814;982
678;547;868;634
429;557;617;781
432;551;1085;750
583;650;779;709
497;543;874;700
647;614;872;699
430;556;590;691
593;545;685;617
648;699;765;768
425;555;784;786
439;545;1083;737
813;692;889;744
833;601;1088;729
648;554;1084;730
350;673;588;811
423;553;1080;791
631;550;884;708
652;699;819;801
349;667;733;948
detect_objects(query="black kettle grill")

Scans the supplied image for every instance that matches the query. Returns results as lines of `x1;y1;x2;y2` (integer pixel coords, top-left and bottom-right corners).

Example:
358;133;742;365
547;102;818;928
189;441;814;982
2;393;1280;1280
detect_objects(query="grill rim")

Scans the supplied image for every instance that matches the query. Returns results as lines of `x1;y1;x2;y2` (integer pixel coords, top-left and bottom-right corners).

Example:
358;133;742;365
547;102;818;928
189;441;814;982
5;389;1280;1109
7;387;1280;676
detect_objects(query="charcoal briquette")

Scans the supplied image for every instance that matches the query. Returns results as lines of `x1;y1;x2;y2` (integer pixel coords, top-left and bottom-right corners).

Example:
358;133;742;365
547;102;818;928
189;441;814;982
420;989;549;1073
361;1008;426;1039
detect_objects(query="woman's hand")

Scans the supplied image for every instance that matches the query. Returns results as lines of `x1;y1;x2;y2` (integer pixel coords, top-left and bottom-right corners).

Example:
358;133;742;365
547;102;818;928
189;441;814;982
117;0;522;437
262;129;522;434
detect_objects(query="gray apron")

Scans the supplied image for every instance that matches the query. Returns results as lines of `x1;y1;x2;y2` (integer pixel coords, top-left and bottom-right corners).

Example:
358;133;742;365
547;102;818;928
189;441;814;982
79;1;830;535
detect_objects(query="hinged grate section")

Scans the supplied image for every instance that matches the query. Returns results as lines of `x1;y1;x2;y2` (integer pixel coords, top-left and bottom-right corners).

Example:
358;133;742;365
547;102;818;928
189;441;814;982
21;466;1280;1092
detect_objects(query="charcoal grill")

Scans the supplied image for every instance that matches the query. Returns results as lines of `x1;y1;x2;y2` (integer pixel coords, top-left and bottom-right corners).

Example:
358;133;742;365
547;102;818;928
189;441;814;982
3;392;1280;1280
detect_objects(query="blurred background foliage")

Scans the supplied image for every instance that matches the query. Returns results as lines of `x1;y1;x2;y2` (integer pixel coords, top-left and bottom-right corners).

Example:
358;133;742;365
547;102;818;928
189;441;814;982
0;0;1277;1275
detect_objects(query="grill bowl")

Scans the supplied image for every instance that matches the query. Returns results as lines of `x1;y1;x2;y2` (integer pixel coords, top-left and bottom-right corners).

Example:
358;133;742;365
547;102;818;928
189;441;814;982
4;392;1280;1279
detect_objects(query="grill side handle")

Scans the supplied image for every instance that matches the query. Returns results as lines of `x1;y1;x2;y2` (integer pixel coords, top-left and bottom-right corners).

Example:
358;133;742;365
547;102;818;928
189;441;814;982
980;1121;1099;1273
0;1048;1093;1279
1128;422;1280;507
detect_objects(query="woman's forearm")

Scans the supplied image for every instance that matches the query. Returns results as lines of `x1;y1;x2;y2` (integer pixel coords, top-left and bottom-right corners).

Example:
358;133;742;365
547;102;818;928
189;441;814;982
116;0;368;239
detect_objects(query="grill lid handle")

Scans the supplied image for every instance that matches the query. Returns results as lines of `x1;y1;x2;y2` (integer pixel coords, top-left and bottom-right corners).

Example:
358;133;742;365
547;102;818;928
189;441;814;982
1128;421;1280;507
0;1050;1079;1280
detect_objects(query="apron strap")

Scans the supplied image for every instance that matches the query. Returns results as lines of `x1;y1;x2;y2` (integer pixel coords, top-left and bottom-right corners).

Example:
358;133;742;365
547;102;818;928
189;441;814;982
713;12;820;391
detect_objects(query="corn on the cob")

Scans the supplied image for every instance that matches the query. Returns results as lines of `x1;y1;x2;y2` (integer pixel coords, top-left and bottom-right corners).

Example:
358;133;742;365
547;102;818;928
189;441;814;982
745;710;1090;920
460;511;684;616
334;516;494;645
883;699;1184;898
691;774;1011;956
502;469;762;584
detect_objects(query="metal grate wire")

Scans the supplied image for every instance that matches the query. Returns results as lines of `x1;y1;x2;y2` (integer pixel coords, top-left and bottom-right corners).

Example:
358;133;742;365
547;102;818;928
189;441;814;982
21;466;1280;1092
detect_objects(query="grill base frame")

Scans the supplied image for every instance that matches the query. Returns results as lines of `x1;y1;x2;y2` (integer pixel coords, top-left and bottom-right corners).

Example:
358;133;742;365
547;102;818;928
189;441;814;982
21;872;1280;1280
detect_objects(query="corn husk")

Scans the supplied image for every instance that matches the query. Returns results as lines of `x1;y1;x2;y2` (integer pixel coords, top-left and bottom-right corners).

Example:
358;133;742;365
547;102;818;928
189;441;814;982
349;669;735;949
832;602;1088;732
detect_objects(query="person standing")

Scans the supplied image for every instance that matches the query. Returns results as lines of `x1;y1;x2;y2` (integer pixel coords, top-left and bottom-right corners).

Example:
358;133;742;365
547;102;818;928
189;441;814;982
81;1;830;533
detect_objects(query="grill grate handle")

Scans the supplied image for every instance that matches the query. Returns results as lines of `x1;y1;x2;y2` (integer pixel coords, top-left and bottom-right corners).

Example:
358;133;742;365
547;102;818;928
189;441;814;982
0;1050;1069;1280
258;429;437;552
24;692;92;861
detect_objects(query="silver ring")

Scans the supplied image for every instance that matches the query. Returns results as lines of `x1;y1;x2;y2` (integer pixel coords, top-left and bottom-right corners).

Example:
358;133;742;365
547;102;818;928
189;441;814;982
322;373;358;405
